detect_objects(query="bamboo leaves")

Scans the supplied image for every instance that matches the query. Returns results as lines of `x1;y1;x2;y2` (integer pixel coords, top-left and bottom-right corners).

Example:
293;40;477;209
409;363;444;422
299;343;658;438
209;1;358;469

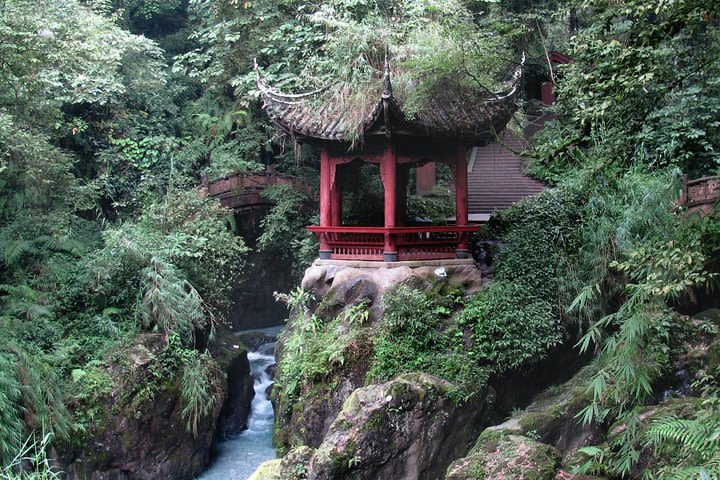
140;256;215;346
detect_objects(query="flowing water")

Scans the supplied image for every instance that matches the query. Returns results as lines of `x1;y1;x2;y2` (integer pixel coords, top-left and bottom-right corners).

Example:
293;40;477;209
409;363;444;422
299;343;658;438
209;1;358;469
199;329;280;480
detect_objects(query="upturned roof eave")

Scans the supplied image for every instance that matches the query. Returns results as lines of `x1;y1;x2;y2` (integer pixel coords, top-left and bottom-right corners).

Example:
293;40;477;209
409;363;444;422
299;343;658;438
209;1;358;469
255;54;525;144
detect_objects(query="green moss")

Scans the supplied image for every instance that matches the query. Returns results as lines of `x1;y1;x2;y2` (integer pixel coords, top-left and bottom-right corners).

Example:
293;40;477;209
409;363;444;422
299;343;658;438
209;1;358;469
473;428;509;454
247;459;282;480
334;418;354;430
343;390;361;413
362;410;385;431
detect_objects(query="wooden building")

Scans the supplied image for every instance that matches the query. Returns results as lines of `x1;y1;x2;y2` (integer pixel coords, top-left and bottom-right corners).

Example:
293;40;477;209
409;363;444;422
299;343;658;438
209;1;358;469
256;59;524;262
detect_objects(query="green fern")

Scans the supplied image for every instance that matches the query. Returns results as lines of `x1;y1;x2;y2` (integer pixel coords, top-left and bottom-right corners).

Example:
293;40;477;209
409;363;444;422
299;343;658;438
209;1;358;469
642;399;720;479
36;235;87;257
3;240;35;266
0;284;51;321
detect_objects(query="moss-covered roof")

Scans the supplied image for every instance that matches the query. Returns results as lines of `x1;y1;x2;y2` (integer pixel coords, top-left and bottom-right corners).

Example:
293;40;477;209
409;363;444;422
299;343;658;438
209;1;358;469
255;56;524;145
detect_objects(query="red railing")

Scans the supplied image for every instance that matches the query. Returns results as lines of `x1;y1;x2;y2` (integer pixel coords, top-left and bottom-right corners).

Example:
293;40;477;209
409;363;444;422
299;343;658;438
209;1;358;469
307;225;478;261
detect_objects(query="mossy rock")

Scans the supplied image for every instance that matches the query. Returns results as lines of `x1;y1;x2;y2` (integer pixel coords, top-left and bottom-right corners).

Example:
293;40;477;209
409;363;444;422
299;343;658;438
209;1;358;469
468;363;603;461
446;434;561;480
60;333;230;480
694;308;720;324
305;373;493;480
278;446;315;480
247;459;282;480
708;339;720;374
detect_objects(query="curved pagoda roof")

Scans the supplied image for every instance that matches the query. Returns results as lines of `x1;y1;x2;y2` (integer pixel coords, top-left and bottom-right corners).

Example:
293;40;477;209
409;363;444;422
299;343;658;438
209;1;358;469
255;56;525;145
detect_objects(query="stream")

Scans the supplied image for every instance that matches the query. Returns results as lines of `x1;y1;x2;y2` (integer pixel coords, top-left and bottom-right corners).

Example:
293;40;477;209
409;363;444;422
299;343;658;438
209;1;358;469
199;328;280;480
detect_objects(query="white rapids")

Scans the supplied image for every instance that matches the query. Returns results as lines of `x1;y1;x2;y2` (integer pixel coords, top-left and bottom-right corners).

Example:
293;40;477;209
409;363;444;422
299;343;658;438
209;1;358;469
199;333;279;480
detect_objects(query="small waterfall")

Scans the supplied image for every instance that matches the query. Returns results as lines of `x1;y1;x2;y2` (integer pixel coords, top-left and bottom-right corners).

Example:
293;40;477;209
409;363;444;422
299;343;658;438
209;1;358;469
200;335;278;480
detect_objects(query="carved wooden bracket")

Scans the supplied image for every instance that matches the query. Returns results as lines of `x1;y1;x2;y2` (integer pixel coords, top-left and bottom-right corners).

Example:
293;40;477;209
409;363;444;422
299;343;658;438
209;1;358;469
329;157;356;190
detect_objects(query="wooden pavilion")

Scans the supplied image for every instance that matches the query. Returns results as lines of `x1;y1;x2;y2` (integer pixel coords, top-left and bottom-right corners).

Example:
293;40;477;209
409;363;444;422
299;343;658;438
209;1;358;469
256;59;523;262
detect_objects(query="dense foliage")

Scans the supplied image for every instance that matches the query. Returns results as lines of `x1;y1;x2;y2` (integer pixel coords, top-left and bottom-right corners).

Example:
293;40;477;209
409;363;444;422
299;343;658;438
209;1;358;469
2;0;720;477
0;0;250;465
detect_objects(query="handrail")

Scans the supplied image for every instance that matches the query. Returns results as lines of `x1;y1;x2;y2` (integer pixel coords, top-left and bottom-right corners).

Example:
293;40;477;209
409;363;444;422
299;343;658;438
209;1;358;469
307;225;478;233
686;175;719;187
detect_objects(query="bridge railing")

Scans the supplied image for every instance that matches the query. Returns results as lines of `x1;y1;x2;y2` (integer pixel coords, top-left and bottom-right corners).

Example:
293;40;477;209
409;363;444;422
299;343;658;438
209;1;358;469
201;168;311;210
680;174;719;216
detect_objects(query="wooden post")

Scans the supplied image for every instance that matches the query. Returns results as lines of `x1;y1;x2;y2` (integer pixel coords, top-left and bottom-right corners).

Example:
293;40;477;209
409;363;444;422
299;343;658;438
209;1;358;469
319;148;332;258
396;165;409;226
454;147;470;258
331;161;343;226
383;143;398;261
680;173;688;206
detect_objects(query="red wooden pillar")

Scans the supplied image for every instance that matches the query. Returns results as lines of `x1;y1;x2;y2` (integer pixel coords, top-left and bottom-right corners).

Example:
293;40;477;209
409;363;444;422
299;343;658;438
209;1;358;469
396;165;409;226
330;162;342;226
382;143;398;262
319;148;332;259
454;147;470;259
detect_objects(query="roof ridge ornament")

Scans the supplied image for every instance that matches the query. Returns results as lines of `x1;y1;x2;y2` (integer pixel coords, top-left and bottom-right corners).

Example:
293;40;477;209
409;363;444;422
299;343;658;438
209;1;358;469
381;57;393;100
494;52;526;101
254;58;328;100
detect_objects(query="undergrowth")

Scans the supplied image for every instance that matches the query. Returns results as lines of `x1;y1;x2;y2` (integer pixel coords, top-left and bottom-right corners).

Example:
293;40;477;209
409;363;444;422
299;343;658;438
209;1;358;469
274;288;369;413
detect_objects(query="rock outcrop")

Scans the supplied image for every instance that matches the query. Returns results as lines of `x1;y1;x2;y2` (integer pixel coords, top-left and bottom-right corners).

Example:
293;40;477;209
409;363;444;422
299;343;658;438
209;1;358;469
261;373;494;480
302;263;483;323
445;364;605;479
60;332;253;480
306;373;493;480
217;347;255;438
248;446;315;480
274;263;483;449
446;433;561;480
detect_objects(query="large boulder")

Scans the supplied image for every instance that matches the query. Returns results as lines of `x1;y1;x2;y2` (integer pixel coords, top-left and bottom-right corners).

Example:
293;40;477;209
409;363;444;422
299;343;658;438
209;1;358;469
302;264;483;316
247;446;315;480
216;347;255;438
247;459;281;480
446;433;561;480
305;373;494;480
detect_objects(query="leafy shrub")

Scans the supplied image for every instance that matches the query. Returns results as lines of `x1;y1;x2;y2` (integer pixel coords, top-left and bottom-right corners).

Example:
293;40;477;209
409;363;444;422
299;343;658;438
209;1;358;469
459;281;561;372
490;187;584;313
0;343;69;466
370;286;448;380
258;185;318;280
180;350;223;437
369;285;484;391
141;257;213;345
0;350;23;464
406;187;455;225
274;289;366;411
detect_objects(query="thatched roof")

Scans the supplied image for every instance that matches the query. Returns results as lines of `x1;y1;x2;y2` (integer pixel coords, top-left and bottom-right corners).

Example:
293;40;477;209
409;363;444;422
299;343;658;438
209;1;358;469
255;56;524;145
